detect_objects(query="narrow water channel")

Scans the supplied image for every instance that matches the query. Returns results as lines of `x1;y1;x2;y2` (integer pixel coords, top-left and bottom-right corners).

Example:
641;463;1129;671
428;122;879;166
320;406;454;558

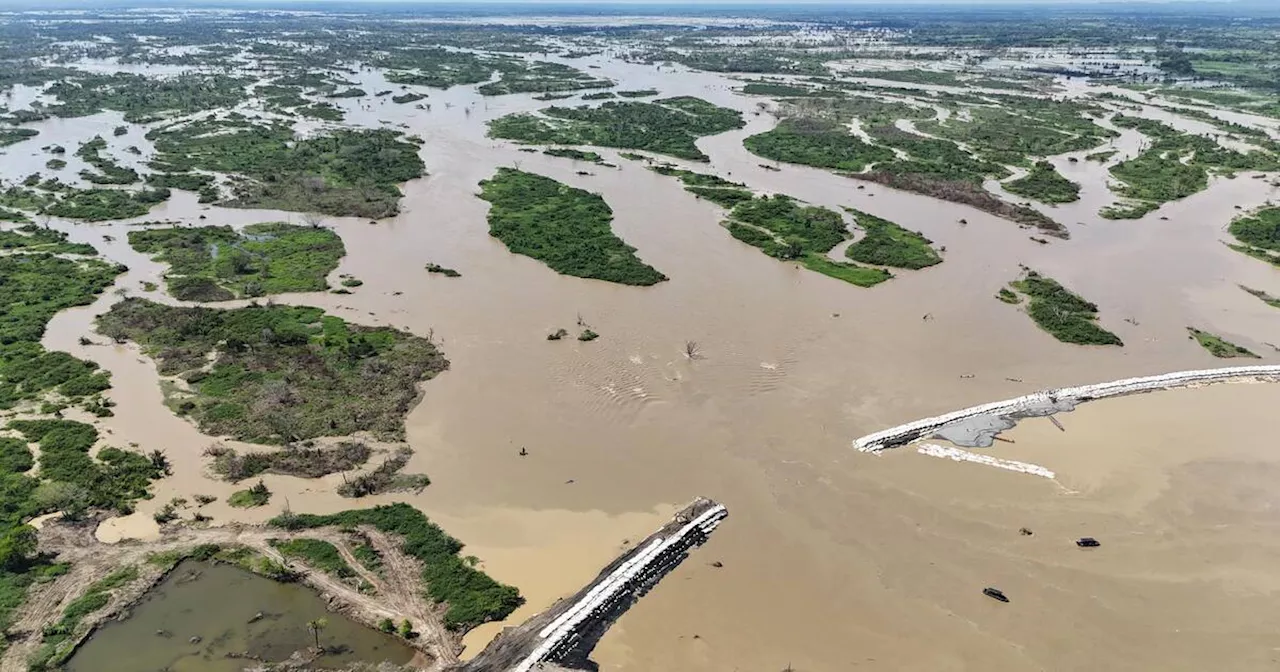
67;561;415;672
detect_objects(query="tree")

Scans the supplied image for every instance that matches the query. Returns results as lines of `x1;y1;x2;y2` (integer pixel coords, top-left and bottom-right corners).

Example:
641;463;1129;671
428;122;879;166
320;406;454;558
149;449;171;476
307;617;328;650
301;212;326;229
32;481;90;520
0;525;37;570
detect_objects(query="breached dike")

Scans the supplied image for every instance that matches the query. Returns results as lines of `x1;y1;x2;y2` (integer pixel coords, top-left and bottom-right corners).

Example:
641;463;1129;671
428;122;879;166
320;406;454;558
917;444;1056;479
462;498;727;672
856;366;1280;453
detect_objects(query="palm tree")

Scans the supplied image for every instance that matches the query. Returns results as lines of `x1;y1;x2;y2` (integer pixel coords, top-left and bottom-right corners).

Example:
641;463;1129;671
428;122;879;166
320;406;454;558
307;618;328;650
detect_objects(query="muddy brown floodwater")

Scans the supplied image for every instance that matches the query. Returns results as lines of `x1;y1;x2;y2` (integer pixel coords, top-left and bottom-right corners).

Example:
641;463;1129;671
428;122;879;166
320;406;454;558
15;53;1280;671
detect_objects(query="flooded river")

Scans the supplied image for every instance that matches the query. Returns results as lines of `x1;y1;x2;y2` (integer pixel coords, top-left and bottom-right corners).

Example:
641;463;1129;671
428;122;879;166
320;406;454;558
11;50;1280;671
66;561;414;671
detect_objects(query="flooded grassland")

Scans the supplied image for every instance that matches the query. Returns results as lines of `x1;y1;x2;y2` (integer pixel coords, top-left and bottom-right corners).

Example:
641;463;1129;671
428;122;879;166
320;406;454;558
4;28;1280;672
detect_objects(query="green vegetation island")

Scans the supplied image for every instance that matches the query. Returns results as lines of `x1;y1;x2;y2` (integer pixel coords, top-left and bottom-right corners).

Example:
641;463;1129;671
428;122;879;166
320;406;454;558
725;195;891;288
0;231;123;413
1227;206;1280;267
646;164;755;208
1102;116;1277;219
149;119;425;219
477;168;667;286
1004;161;1081;204
1187;327;1259;358
1005;271;1123;346
128;223;345;301
742;98;1075;237
1241;285;1280;309
843;208;943;269
96;299;449;444
489;97;744;162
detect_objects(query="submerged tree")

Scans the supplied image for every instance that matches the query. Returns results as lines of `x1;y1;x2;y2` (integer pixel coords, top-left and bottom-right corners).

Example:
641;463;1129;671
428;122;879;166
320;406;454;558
307;617;328;650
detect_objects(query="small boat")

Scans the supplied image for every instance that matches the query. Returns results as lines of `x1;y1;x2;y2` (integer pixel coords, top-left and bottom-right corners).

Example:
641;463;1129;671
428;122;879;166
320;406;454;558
982;587;1009;603
1076;537;1101;548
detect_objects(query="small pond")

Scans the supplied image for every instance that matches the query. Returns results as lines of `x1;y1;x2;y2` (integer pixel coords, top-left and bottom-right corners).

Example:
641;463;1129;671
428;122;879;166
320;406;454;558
66;560;415;671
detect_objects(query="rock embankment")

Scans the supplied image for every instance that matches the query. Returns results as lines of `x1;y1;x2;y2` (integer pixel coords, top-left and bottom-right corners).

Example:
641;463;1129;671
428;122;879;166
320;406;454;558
855;366;1280;453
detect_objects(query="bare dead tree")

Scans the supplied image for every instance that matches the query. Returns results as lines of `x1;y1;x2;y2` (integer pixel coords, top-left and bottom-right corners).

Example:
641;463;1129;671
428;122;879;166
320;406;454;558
684;340;701;360
301;212;326;229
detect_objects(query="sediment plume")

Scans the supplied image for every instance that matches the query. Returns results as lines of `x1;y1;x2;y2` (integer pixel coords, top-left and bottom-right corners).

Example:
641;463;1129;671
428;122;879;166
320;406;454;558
856;366;1280;453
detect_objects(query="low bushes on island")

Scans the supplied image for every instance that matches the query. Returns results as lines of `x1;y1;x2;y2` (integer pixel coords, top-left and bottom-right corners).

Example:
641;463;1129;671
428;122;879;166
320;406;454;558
488;97;743;162
128;223;345;301
477;168;666;286
96;299;449;444
844;208;942;269
1187;327;1258;358
1005;271;1123;346
1004;161;1081;204
271;503;524;630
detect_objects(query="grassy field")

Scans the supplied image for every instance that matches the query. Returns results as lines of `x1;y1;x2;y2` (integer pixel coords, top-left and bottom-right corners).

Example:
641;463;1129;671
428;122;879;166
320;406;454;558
1007;271;1123;346
1187;327;1258;358
477;168;666;286
96;299;449;444
128;223;345;301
